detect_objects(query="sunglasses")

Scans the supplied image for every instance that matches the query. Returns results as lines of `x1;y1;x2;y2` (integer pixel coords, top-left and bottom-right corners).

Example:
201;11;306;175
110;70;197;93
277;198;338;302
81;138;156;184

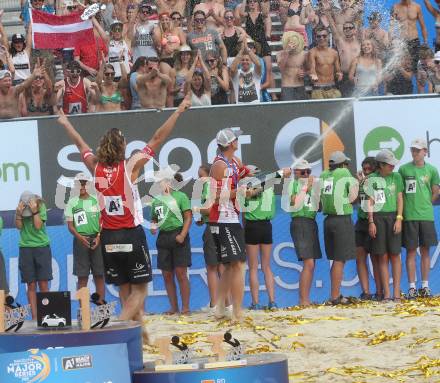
172;16;181;20
207;58;216;63
224;15;234;20
112;27;123;32
299;169;311;176
343;26;354;30
104;72;115;76
194;18;205;23
148;58;160;63
35;75;44;80
141;8;151;14
67;68;81;74
317;34;328;39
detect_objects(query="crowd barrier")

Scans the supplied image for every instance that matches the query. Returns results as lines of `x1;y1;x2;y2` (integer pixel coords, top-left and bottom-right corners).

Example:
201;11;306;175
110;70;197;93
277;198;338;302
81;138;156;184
1;94;440;312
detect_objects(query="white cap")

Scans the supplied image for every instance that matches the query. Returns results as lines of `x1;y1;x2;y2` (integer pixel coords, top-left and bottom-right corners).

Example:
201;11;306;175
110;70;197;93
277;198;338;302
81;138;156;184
216;128;242;147
375;149;398;166
293;159;311;170
19;190;36;217
329;151;350;165
74;172;92;182
0;70;12;79
179;44;192;52
410;138;428;150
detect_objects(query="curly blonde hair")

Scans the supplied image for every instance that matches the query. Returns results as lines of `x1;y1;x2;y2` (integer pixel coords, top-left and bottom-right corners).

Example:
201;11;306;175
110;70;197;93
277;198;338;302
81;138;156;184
96;128;126;165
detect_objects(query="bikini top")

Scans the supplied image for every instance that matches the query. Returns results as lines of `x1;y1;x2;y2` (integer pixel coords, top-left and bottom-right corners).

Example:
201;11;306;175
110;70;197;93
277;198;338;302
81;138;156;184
161;33;180;47
100;91;123;104
287;2;302;17
27;97;53;114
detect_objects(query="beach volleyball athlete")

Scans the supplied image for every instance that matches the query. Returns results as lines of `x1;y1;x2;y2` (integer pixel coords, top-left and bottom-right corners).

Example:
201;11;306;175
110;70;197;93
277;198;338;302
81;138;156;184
57;97;191;340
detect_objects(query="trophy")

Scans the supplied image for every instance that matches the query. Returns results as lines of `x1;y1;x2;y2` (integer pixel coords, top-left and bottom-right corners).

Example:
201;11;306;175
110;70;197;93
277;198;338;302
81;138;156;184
154;336;199;371
1;291;30;333
205;332;246;369
223;332;244;361
77;288;115;330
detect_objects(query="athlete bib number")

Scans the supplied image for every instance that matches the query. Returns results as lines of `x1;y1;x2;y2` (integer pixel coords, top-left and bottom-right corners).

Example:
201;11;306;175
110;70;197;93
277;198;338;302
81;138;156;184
155;206;165;220
360;193;369;212
104;195;124;215
304;194;313;208
374;189;386;204
323;179;333;195
405;178;417;194
73;210;88;227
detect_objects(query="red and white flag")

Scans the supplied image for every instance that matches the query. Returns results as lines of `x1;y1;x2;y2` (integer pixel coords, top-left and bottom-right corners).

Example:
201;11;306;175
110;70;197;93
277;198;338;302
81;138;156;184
31;9;94;49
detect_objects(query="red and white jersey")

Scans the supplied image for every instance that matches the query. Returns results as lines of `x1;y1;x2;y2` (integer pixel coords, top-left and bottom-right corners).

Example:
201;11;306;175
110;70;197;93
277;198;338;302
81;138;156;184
94;146;154;229
209;155;249;224
63;77;88;115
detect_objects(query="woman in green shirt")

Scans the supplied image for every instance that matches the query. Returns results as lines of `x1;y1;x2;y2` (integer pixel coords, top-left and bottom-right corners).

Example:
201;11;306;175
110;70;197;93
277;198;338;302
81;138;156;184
367;150;404;302
15;191;53;319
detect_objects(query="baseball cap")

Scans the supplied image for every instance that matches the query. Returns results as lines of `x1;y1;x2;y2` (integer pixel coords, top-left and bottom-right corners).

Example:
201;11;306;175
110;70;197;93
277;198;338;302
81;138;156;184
12;33;25;43
74;172;92;182
216;128;242;147
0;70;11;79
110;20;123;29
139;0;152;8
329;151;350;165
20;191;36;217
410;138;428;150
179;44;192;53
375;149;398;166
293;159;311;170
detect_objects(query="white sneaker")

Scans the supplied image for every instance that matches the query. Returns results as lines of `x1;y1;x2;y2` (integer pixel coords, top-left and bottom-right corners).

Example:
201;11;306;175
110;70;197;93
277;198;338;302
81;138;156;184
200;304;215;313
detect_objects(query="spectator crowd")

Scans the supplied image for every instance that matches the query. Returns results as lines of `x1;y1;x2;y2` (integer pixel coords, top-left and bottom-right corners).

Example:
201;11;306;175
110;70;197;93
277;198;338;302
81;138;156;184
0;0;439;118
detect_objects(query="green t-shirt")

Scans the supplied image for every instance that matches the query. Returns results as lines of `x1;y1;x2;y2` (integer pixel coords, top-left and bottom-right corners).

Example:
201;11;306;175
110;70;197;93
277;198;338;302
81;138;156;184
288;179;317;219
320;167;356;215
244;187;276;221
19;203;50;248
201;181;210;224
65;195;101;235
151;190;191;232
399;162;440;221
366;171;404;213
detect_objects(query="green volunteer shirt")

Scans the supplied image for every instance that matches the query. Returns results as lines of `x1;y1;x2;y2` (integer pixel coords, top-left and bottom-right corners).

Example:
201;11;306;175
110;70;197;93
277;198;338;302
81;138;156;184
320;167;355;215
289;179;317;219
399;162;440;221
366;171;404;213
151;190;191;232
244;187;276;221
357;180;369;220
65;195;101;235
19;203;50;248
201;181;210;224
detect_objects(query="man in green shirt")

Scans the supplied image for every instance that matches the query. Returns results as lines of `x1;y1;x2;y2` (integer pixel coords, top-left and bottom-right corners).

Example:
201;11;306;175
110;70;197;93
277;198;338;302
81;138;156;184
151;173;192;314
398;139;440;298
65;173;105;302
0;216;9;294
320;151;358;305
289;159;322;307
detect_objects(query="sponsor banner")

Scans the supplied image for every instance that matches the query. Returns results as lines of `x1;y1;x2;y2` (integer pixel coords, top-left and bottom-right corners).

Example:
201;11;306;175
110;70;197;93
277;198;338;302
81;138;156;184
0;120;42;211
353;97;440;168
0;343;130;382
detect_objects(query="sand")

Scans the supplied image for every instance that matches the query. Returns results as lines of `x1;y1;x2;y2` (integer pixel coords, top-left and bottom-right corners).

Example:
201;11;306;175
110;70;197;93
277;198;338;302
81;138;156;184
142;298;440;382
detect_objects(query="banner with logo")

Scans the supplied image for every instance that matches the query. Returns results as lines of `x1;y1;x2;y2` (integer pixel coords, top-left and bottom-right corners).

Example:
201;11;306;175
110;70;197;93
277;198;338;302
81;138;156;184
0;343;130;382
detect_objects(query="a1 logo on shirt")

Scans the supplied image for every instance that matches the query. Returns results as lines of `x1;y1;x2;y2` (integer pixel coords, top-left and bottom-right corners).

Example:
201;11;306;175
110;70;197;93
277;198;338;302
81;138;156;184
155;205;165;220
104;196;124;215
405;177;416;194
323;178;334;195
73;210;88;226
374;189;386;204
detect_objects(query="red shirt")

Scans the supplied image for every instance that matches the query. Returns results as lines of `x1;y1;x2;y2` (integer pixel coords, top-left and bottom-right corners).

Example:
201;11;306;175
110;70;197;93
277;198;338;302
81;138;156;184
63;77;88;114
74;36;108;72
94;147;155;230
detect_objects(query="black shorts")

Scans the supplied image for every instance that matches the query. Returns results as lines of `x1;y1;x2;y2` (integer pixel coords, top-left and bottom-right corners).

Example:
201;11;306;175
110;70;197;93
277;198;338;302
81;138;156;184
290;217;322;261
406;38;420;71
403;220;438;250
73;235;105;277
371;213;402;255
203;226;219;266
209;223;246;263
355;218;371;252
18;246;53;283
324;215;356;261
156;229;192;271
339;73;354;97
281;86;306;101
100;225;152;286
245;220;272;245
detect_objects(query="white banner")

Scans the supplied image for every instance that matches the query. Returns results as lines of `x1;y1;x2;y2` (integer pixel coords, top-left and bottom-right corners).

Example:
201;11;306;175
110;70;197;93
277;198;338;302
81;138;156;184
354;98;440;169
0;120;42;211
